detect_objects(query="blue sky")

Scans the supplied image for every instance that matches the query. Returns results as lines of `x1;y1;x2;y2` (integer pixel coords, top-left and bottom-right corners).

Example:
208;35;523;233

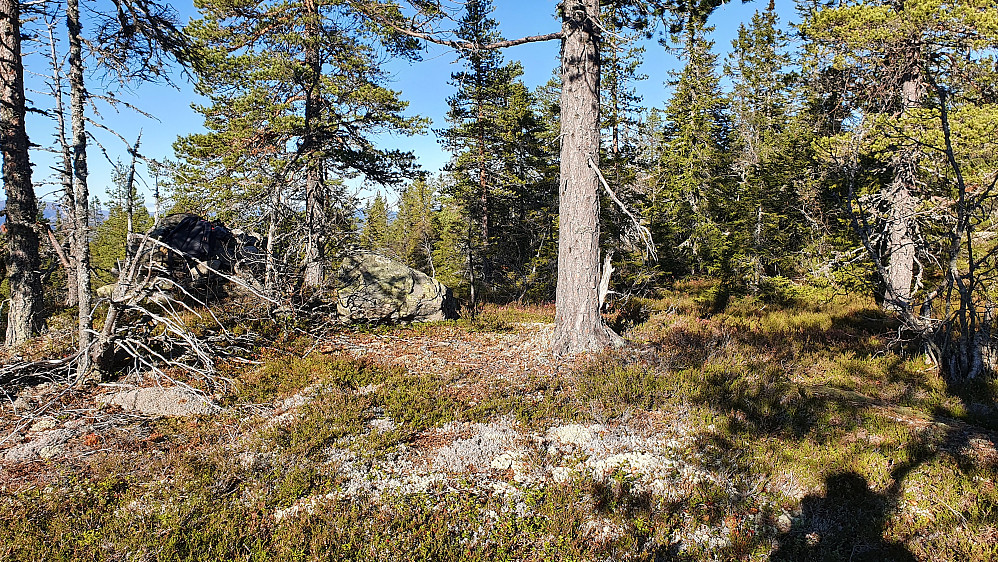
22;0;799;209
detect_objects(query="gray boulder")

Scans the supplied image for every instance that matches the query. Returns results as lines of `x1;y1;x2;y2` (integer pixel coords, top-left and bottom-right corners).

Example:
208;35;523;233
97;387;220;417
335;252;458;323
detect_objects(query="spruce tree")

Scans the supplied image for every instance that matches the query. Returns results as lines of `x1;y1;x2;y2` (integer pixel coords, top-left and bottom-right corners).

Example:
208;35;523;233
724;0;810;292
438;0;556;304
649;20;732;277
597;3;654;296
359;193;390;255
431;190;471;300
438;0;514;303
90;163;155;286
390;179;440;274
600;1;646;184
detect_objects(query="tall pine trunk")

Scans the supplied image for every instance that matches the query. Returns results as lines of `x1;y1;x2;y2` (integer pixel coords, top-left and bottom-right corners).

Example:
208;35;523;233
1;0;44;346
68;0;93;374
553;0;617;354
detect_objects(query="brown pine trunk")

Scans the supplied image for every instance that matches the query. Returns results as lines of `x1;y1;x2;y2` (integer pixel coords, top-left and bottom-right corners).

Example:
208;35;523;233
68;0;93;373
0;0;44;346
552;0;617;355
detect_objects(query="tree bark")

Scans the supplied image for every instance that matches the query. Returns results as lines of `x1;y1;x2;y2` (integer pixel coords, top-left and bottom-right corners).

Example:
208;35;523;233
0;0;44;346
45;17;79;307
552;0;617;354
265;186;280;293
123;134;141;259
68;0;93;373
881;69;923;315
302;0;325;287
882;165;917;313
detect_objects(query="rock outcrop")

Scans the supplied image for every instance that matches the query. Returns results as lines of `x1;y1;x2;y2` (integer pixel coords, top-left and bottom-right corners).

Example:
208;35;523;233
3;428;79;462
335;252;458;323
97;387;220;417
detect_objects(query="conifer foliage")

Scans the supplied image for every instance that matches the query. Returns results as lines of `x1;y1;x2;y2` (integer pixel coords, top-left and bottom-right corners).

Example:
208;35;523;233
2;0;996;380
176;0;425;287
802;0;998;377
437;0;556;305
646;20;731;277
724;0;813;291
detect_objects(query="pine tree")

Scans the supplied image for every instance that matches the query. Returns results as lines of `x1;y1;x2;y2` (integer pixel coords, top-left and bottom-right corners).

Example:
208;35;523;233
0;0;43;346
90;205;155;287
802;0;928;314
268;0;735;353
179;0;425;286
802;0;998;377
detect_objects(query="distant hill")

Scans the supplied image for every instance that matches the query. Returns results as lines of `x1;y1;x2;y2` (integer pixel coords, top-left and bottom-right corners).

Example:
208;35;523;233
0;200;68;226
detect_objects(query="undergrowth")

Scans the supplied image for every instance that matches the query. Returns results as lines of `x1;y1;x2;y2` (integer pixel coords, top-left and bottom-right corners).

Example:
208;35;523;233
1;281;996;561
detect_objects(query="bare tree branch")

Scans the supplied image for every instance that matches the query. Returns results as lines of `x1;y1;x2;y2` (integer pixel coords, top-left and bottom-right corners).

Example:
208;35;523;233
346;0;563;51
588;156;657;262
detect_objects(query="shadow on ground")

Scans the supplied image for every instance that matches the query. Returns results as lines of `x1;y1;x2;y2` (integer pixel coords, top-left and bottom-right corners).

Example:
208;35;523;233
769;471;916;562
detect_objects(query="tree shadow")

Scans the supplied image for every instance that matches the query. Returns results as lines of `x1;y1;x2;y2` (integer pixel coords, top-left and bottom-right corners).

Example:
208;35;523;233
770;470;916;562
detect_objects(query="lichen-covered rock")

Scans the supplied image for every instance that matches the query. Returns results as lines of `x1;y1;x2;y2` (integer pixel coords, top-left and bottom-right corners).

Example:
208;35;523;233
3;428;78;462
335;252;458;323
97;387;220;417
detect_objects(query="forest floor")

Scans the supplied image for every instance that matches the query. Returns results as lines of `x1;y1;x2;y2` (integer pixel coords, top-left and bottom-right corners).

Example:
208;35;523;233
1;281;997;561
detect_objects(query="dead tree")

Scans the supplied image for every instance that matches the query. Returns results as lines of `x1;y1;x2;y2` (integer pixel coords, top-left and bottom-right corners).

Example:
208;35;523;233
90;233;273;386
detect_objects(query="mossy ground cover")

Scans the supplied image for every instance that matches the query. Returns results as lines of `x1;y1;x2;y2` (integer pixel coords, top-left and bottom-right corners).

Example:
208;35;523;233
1;287;995;561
